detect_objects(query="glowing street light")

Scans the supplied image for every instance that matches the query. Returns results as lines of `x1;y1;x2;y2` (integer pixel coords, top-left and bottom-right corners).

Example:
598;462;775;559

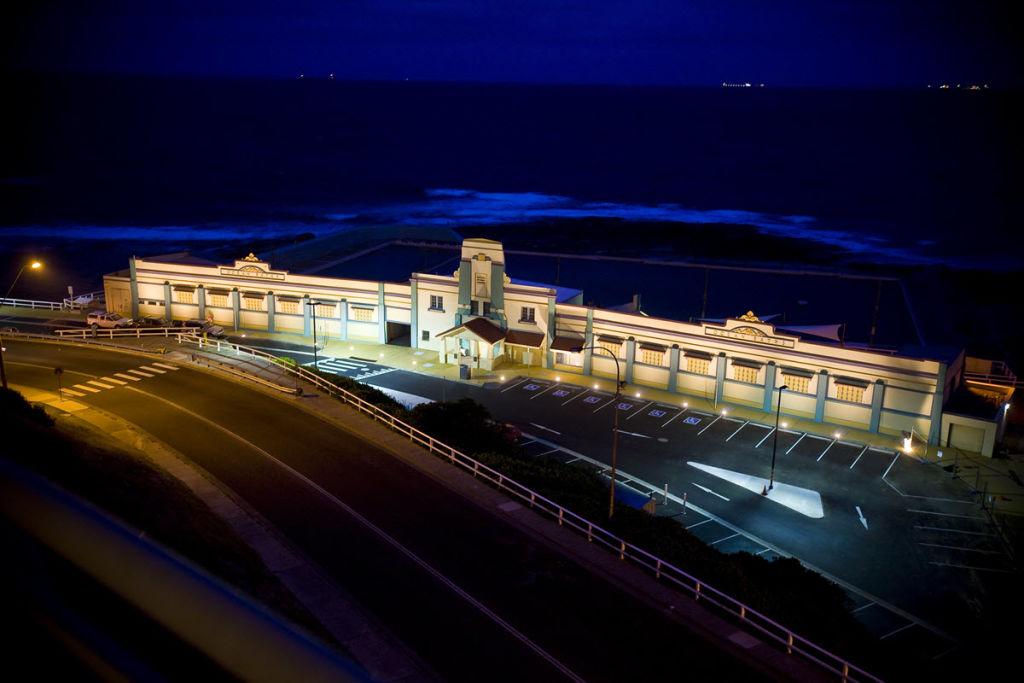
765;384;789;495
574;344;624;519
1;260;44;389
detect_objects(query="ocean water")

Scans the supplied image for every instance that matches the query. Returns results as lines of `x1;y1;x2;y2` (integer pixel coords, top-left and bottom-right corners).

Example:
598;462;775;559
3;75;1020;268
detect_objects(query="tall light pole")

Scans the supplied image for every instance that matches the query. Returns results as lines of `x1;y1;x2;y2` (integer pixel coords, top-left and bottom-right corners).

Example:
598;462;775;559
1;260;43;390
575;344;625;519
765;384;789;494
307;300;320;370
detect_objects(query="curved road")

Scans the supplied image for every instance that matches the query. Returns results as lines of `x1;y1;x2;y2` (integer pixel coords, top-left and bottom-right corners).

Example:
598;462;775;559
4;339;761;683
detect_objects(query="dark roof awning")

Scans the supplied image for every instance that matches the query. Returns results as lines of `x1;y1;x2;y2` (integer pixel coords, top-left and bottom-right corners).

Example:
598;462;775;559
780;366;815;379
436;316;506;344
683;349;713;360
639;342;667;353
276;295;300;303
731;357;763;369
172;285;195;292
597;334;624;344
207;288;230;296
242;291;265;299
551;336;584;352
505;330;546;348
834;375;870;388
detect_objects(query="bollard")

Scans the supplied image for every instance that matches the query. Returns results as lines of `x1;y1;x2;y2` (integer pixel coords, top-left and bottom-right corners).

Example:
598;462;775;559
682;492;688;516
663;483;669;504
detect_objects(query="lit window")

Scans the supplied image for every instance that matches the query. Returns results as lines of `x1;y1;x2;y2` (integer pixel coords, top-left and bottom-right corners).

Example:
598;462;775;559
173;289;194;304
243;295;264;311
640;348;665;366
733;366;759;384
429;295;444;311
686;357;710;375
278;300;299;315
596;339;622;357
209;294;228;308
555;351;583;367
315;303;335;317
351;306;374;322
474;273;488;297
521;306;536;323
781;373;810;394
835;383;866;403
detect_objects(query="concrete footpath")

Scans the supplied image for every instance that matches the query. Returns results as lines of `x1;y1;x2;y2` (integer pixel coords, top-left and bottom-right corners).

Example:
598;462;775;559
14;382;436;683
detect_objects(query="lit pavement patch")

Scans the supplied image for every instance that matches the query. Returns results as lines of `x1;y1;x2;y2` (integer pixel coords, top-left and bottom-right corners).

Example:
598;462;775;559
687;461;825;519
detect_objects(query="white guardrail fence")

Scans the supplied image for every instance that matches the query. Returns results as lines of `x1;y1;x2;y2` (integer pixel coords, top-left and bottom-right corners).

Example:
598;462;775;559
173;334;881;683
0;297;65;311
54;326;200;339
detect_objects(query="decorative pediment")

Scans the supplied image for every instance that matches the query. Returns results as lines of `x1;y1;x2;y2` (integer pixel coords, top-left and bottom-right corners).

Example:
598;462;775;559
242;252;261;262
220;259;287;281
703;315;798;349
737;310;762;322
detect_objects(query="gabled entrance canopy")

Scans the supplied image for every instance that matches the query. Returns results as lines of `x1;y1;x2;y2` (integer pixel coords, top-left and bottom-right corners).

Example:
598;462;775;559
436;316;506;344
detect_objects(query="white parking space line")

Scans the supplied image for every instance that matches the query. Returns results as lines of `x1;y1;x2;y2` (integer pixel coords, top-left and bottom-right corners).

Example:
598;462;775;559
755;548;772;556
625;401;654;420
660;408;687;428
917;543;1002;555
691;482;729;501
500;378;529;393
710;532;739;546
151;362;179;371
561;391;588;406
697;414;722;435
929;561;1013;574
880;623;915;640
849;445;869;469
685;519;712;530
816;439;837;462
139;365;166;374
725;421;748;442
529;384;558;400
127;369;154;378
73;384;100;393
914;525;992;537
907;509;986;521
755;427;775;448
881;451;901;478
852;601;877;613
113;373;141;381
528;423;562;436
519;440;536;447
784;432;807;454
86;380;114;389
593;397;616;413
101;376;127;385
60;388;86;397
537;448;561;457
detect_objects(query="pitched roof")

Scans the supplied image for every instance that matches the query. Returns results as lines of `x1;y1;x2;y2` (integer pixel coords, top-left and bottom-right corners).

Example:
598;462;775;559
436;316;506;344
505;329;545;348
551;336;584;352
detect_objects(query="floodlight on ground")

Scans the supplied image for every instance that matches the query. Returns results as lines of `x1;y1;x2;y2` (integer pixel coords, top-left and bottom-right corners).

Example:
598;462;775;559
781;421;788;429
834;432;842;440
500;375;506;381
555;375;561;382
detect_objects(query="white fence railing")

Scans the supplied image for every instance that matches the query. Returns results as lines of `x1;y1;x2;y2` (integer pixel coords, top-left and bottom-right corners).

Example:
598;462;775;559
0;331;165;355
55;327;200;339
174;334;881;683
0;297;65;311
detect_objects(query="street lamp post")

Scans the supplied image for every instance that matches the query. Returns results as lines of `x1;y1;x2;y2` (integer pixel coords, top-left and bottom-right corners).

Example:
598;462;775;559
765;384;789;494
307;300;320;370
575;344;625;519
1;260;43;390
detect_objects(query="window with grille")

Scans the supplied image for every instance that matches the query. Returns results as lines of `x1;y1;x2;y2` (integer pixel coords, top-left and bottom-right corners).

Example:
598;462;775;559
315;303;335;317
520;306;536;323
596;340;622;357
278;300;299;315
421;330;430;341
243;296;264;311
209;294;228;308
429;295;444;311
555;351;583;367
640;348;665;366
351;306;373;322
173;290;194;304
835;383;865;403
733;365;758;384
686;357;710;375
474;273;488;297
781;374;810;394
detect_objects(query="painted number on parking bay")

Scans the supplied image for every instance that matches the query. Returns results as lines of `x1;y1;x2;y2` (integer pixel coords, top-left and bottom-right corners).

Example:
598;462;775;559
648;409;667;418
524;384;541;391
552;390;570;398
683;416;702;425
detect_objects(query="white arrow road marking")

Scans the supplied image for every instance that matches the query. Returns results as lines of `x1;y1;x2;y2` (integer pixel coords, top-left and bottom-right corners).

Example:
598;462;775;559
856;506;869;530
615;429;650;439
529;423;561;435
692;482;730;501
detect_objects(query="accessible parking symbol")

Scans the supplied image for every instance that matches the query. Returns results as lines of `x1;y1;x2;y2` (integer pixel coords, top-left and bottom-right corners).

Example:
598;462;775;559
683;416;702;425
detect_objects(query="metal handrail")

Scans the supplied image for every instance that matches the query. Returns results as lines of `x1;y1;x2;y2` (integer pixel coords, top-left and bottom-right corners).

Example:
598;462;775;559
54;326;200;339
175;334;881;683
0;296;65;310
0;331;166;355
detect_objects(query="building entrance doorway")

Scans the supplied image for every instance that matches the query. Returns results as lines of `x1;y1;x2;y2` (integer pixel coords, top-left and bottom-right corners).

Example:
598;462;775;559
386;321;411;346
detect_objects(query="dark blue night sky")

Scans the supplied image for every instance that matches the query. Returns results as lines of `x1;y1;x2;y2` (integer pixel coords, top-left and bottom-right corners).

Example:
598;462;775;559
3;1;1018;86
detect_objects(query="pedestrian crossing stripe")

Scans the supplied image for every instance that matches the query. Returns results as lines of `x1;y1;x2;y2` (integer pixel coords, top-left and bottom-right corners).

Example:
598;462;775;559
101;376;127;385
139;365;165;374
87;380;114;389
61;388;86;398
73;384;100;393
152;362;178;371
127;369;154;378
114;373;141;381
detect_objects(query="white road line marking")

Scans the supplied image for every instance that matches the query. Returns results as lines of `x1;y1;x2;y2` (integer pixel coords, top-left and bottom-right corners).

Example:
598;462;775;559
755;427;775;448
500;377;529;393
528;423;562;436
907;509;986;520
856;506;869;530
697;414;722;435
593;397;616;413
816;439;837;462
852;601;877;613
880;623;915;640
755;548;771;556
685;519;712;530
127;369;154;378
625;401;654;421
661;408;687;428
881;451;901;479
151;362;178;370
691;482;729;501
139;365;166;374
615;429;650;439
113;373;141;381
563;457;581;464
101;376;127;385
519;440;536;447
785;432;807;454
914;525;992;537
60;388;86;397
73;384;100;393
528;383;558;400
561;390;586;406
124;386;587;683
710;532;739;546
928;561;1013;574
917;543;1002;555
725;421;748;442
849;445;869;469
537;448;561;457
86;380;114;389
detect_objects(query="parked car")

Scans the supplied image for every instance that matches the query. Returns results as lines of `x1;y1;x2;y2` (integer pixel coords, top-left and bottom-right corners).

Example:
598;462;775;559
130;316;168;328
86;312;132;329
182;318;226;338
